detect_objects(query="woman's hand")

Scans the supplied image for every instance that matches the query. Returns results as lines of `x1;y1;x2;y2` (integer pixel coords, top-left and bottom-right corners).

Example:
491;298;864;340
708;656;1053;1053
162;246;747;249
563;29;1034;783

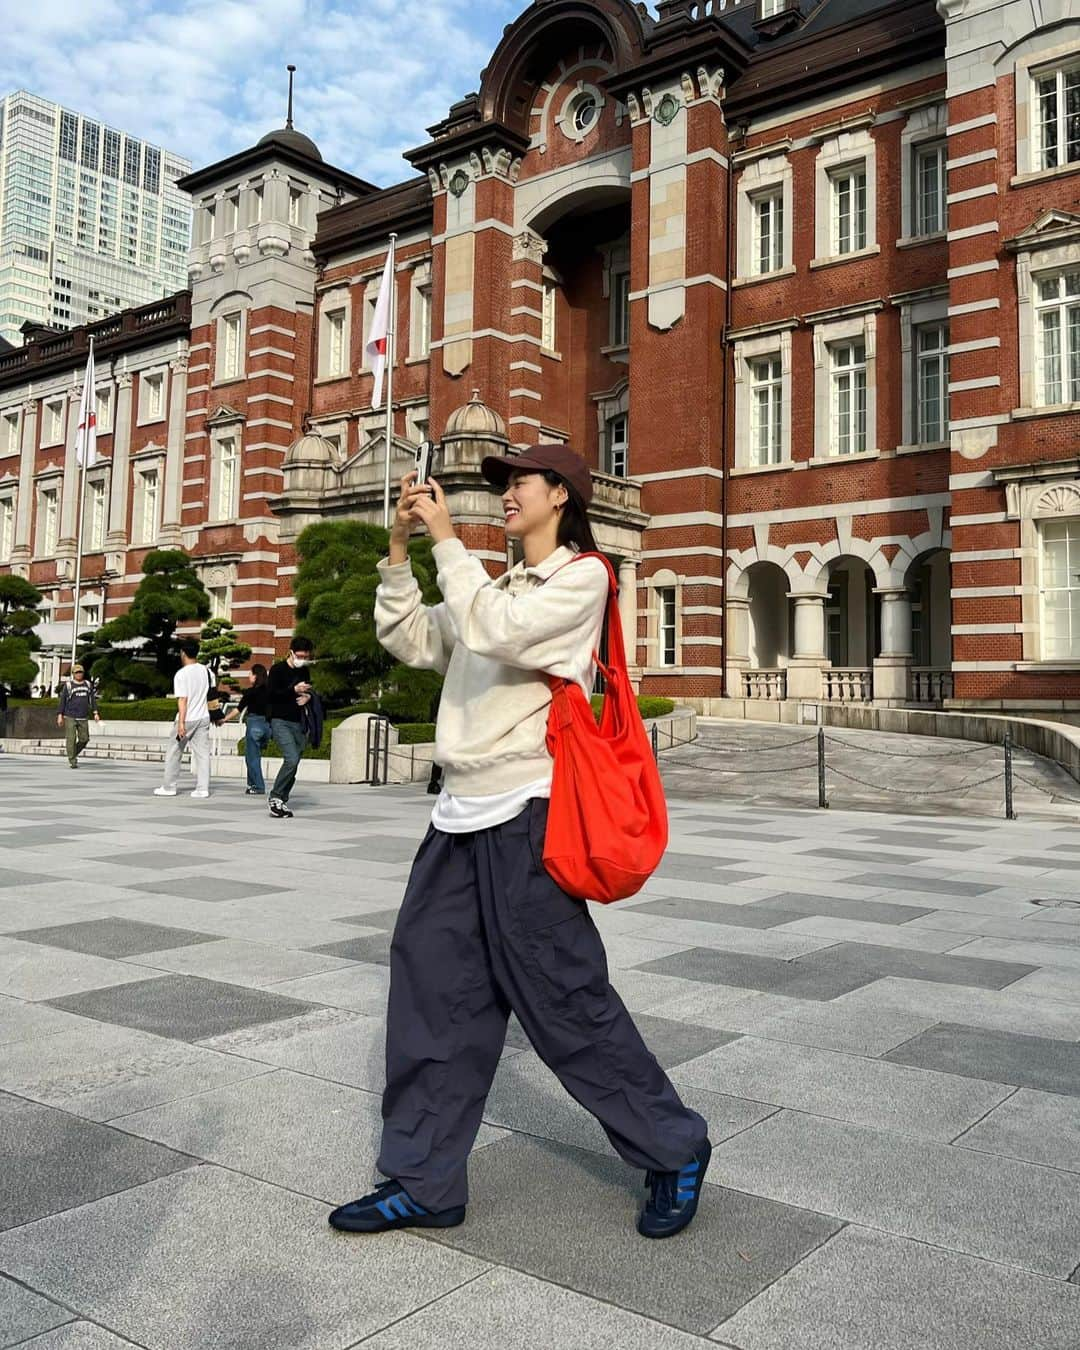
408;477;455;545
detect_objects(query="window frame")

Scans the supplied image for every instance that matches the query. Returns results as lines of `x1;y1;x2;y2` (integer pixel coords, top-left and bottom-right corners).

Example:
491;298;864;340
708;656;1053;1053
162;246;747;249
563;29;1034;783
1039;517;1080;660
37;482;60;555
912;140;947;238
1034;62;1080;173
914;321;950;446
830;163;868;256
42;397;66;447
83;476;107;552
134;465;160;544
215;311;245;384
752;186;785;276
605;413;629;477
0;493;14;561
2;408;20;454
541;274;559;354
136;368;167;425
94;385;112;435
749;354;784;466
212;433;241;522
657;586;677;668
1034;268;1080;408
829;340;868;457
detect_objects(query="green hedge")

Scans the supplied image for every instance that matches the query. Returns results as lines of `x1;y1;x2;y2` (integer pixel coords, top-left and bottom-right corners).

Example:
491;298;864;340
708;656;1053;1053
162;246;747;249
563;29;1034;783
590;694;675;720
398;723;435;744
12;697;179;721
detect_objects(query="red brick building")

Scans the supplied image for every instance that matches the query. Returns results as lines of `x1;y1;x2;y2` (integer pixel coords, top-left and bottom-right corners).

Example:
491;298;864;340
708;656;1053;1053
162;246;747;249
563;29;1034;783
1;0;1078;716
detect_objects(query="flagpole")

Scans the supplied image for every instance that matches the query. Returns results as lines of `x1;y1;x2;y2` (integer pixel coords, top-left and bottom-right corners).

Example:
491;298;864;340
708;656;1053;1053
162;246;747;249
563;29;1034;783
69;337;94;671
382;232;397;530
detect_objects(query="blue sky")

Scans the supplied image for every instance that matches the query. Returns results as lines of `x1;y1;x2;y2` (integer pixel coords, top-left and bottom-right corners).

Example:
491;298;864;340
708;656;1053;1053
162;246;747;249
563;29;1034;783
0;0;530;185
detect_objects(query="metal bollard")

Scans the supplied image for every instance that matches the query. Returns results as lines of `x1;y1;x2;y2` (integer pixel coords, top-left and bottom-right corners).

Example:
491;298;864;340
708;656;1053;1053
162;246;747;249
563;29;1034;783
1004;732;1016;820
365;714;391;786
817;727;828;809
651;722;659;762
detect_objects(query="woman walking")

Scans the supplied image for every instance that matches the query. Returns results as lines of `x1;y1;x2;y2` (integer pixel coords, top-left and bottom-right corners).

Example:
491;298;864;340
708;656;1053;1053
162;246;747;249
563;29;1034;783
228;663;271;796
329;444;710;1240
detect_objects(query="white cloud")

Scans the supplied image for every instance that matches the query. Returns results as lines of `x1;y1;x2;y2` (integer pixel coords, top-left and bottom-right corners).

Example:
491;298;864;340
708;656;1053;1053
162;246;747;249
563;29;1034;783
0;0;520;185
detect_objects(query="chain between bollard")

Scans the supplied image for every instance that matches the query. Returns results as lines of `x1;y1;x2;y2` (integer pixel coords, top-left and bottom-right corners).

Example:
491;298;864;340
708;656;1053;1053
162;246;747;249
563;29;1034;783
1004;731;1016;820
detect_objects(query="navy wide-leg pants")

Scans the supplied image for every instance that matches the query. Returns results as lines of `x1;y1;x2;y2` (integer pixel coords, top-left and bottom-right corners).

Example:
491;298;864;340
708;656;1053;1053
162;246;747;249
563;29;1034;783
377;797;708;1211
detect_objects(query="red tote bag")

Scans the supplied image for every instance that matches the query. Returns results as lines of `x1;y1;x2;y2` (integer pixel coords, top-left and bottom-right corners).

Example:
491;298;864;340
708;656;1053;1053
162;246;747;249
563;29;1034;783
542;553;669;903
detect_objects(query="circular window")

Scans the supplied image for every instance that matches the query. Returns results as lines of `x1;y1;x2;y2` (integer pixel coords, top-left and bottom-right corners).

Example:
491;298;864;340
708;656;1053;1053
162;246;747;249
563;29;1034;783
572;94;599;134
561;85;603;142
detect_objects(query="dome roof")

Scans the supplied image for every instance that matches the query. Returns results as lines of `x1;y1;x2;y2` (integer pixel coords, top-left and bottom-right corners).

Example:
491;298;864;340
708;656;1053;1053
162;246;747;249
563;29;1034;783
256;126;323;162
444;390;506;439
285;431;337;465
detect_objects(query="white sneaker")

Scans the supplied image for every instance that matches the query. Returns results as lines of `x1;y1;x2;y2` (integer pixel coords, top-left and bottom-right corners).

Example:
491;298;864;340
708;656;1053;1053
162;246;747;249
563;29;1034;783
190;790;210;799
153;786;177;797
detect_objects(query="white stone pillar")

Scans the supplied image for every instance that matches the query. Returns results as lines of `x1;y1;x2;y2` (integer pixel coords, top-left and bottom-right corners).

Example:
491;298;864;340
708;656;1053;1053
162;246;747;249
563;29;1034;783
107;372;133;547
725;596;750;697
617;558;639;669
159;354;188;547
786;592;826;700
873;587;914;704
57;384;82;561
11;399;38;567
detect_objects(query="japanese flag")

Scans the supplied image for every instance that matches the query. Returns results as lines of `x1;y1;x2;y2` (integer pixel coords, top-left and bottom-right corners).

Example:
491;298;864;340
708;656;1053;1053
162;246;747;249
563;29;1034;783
75;344;97;468
365;249;393;409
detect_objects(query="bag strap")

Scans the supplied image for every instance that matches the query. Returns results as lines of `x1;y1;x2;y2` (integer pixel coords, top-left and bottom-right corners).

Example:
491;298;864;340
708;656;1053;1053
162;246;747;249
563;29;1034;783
542;551;629;723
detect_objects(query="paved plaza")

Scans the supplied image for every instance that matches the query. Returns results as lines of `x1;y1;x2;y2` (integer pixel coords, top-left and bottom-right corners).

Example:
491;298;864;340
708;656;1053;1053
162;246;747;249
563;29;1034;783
2;751;1080;1348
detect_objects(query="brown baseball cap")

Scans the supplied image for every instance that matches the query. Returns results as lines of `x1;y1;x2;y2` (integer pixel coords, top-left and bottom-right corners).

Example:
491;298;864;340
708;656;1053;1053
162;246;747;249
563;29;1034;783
71;664;85;674
481;444;594;508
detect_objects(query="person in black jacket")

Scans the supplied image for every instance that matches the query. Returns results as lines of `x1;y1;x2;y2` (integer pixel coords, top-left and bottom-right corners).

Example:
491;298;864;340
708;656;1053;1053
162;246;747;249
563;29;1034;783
266;636;314;818
57;664;100;768
225;663;271;795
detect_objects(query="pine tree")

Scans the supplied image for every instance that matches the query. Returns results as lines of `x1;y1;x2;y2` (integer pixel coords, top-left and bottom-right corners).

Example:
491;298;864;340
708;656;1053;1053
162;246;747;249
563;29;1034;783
86;549;211;698
0;575;43;694
198;617;252;678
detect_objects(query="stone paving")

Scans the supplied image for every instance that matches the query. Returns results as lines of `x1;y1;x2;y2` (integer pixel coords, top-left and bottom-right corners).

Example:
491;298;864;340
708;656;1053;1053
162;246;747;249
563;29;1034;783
2;752;1080;1348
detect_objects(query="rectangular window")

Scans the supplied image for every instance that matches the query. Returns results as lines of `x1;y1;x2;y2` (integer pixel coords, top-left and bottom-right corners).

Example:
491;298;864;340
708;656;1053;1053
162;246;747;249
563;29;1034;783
830;164;867;255
414;282;432;359
218;312;242;381
1036;270;1080;406
38;486;59;554
541;279;558;351
143;145;160;194
752;189;785;275
3;410;19;453
208;586;229;620
59;110;78;162
94;387;111;434
750;355;784;465
658;587;677;667
288;186;303;226
103;128;121;179
1035;65;1080;171
138;468;159;543
84;479;106;551
44;398;65;444
252;184;264;222
830;341;868;455
79;601;101;629
913;142;947;236
80;120;99;170
1041;519;1080;659
324;307;346;375
915;323;949;443
611;269;631;345
0;497;14;561
606;414;628;477
760;0;787;14
123;138;140;186
215;436;239;520
140;371;165;422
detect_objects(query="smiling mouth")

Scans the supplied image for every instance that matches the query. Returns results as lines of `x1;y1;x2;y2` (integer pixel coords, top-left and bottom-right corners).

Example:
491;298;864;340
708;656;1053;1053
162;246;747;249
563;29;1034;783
504;507;521;520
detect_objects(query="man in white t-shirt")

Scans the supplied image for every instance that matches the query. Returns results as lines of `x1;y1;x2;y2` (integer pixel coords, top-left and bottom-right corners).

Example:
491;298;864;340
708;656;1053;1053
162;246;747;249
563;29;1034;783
154;638;212;799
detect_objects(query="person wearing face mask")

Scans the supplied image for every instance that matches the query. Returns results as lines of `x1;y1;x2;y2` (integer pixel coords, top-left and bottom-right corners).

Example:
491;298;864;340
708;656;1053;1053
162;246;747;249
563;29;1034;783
328;444;710;1242
266;635;315;819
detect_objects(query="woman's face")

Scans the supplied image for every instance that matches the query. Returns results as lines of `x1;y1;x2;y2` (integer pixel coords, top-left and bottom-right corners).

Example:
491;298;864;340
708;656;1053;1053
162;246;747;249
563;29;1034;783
502;471;566;539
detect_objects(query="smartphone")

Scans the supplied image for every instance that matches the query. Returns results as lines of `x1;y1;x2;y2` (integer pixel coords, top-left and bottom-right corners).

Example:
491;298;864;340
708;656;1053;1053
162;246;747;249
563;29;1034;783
414;439;435;492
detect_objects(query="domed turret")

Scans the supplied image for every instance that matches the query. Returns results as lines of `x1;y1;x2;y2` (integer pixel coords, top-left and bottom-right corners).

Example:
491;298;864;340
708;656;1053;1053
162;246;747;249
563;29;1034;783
285;431;338;466
444;389;507;439
256;126;323;162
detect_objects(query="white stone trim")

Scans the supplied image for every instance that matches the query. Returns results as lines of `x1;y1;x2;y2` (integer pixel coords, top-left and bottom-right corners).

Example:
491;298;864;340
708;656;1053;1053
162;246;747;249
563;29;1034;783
734;328;792;469
814;126;876;264
735;151;793;282
812;309;878;460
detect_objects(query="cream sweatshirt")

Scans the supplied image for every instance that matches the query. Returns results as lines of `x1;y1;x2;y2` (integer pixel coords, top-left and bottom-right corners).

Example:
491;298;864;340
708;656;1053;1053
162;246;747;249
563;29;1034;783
375;538;609;796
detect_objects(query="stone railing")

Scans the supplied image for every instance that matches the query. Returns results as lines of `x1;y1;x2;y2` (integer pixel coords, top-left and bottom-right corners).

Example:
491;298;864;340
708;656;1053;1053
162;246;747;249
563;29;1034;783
742;669;787;700
823;668;873;702
911;668;954;703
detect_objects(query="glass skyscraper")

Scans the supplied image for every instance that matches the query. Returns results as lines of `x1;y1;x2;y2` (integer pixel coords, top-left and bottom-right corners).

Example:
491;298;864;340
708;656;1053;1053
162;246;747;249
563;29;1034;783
0;91;192;345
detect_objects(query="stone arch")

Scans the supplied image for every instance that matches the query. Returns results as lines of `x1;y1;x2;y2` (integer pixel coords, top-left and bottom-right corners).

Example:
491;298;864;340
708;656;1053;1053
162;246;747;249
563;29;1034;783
521;171;632;234
478;0;648;136
208;288;253;318
809;536;893;592
726;543;805;600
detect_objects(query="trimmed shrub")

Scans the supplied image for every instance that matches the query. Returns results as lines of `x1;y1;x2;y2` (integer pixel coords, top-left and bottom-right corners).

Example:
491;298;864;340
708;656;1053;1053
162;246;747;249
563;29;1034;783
398;723;435;744
589;694;676;720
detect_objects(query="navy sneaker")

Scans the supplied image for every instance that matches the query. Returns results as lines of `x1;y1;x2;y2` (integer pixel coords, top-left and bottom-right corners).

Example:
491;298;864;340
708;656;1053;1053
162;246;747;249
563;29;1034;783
637;1138;712;1239
328;1179;465;1234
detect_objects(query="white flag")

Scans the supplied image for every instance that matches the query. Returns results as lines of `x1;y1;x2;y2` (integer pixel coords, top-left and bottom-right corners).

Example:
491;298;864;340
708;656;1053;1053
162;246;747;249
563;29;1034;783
365;248;394;409
75;343;97;468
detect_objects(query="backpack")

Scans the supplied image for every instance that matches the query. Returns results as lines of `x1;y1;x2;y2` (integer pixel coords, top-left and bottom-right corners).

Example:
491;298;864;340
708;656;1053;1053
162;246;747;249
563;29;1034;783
205;668;228;725
542;553;668;903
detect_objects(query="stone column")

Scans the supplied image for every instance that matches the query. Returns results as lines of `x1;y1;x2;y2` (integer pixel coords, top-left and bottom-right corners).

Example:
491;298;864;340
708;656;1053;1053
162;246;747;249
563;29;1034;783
724;596;751;698
159;354;188;546
11;399;38;568
873;587;914;705
617;558;639;670
56;384;82;563
107;372;133;548
786;592;827;700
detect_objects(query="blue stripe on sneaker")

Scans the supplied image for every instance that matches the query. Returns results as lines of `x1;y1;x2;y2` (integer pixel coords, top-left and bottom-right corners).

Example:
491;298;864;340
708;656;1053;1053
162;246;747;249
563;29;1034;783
376;1199;398;1221
389;1193;412;1218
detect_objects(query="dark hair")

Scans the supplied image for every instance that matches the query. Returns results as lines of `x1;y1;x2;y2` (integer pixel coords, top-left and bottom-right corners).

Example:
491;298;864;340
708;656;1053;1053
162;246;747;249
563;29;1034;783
250;662;268;687
178;638;200;659
542;471;598;554
290;635;314;654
